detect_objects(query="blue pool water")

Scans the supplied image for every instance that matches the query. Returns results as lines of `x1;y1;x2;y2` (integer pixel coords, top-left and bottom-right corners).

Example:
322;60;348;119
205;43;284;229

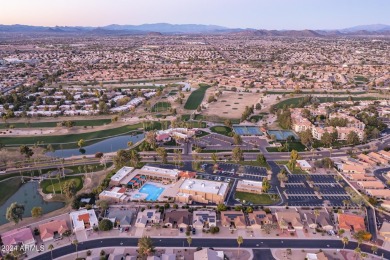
139;183;165;201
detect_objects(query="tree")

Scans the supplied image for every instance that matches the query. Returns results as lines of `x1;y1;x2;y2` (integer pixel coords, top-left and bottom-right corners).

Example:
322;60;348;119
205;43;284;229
217;203;227;212
257;154;266;165
262;177;271;193
138;236;155;258
290;150;299;161
237;236;244;256
97;200;109;212
77;139;85;148
353;230;372;242
31;207;43;218
321;131;333;147
233;134;242;145
232;147;243;163
19;145;34;158
341;236;349;249
224;119;232;128
72;240;79;259
211;153;218;165
347;131;360;145
299;129;313;147
371;245;378;254
62;180;77;199
129;150;140;167
156;147;168;164
48;244;54;260
99;219;113;231
277;169;288;183
187;236;192;248
6;202;25;224
113;149;131;168
313;209;320;225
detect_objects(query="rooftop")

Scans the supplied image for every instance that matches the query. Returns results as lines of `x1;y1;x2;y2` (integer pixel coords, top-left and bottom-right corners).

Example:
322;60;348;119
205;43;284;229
180;179;228;196
111;166;134;182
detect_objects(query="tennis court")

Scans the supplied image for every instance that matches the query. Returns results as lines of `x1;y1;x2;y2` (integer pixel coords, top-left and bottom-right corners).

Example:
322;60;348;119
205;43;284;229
267;130;299;141
233;125;263;136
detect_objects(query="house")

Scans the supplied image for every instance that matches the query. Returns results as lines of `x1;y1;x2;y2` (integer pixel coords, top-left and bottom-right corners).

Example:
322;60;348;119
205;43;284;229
338;213;366;232
70;209;99;231
107;208;136;228
192;210;217;230
357;154;378;166
367;152;388;165
357;181;385;190
135;209;161;228
1;228;35;252
304;212;333;231
248;211;274;229
99;187;128;203
339;163;366;174
38;220;69;242
346;174;376;182
163;210;191;229
236;180;263;195
296;160;312;171
306;252;328;260
366;189;390;199
193;248;224;260
275;210;304;231
220;211;246;229
379;222;390;241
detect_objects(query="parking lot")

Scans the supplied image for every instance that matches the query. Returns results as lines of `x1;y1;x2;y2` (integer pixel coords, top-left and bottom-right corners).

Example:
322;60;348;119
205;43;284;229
196;133;257;151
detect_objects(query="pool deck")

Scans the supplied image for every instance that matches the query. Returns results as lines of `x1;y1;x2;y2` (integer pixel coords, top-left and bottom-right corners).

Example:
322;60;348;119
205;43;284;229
129;181;175;202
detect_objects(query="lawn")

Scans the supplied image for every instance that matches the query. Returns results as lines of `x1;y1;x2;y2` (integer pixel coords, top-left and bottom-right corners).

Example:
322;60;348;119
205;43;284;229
0;178;22;206
249;115;263;122
0;119;112;129
235;192;280;205
186;121;207;128
195;130;210;137
266;142;306;152
181;114;191;121
0;123;147;147
210;126;232;136
41;176;83;194
184;83;211;110
273;96;379;110
151;102;171;112
235;160;269;169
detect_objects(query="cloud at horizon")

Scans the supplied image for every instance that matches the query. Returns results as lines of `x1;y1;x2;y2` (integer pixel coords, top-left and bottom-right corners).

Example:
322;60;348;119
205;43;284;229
1;0;389;30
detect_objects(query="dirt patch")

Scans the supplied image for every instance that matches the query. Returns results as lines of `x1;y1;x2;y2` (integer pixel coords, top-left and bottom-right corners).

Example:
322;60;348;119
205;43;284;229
203;91;261;119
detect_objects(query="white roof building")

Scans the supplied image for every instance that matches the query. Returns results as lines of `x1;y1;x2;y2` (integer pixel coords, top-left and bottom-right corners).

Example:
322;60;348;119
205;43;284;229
110;166;134;184
69;209;99;231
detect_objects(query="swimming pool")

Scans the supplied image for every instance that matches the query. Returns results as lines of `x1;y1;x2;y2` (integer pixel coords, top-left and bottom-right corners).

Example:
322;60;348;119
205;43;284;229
139;183;165;201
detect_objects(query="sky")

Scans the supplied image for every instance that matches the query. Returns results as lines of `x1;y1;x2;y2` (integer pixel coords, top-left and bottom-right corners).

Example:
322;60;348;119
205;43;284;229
1;0;389;30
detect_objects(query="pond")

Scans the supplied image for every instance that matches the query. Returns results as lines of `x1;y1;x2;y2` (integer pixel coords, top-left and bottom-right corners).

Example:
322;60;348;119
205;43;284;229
0;181;65;225
46;133;145;157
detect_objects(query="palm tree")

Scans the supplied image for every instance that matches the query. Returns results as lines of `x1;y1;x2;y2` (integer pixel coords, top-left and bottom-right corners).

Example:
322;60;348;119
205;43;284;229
314;209;320;227
354;247;361;259
237;236;243;256
211;153;218;165
187;236;192;248
371;245;378;255
72;240;79;258
48;244;54;260
341;236;349;249
56;173;63;194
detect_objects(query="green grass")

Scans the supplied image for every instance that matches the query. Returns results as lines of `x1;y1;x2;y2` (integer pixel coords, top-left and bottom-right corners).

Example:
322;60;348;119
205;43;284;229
151;102;171;112
235;160;269;169
0;178;23;206
186;121;207;128
181;114;191;121
291;168;308;174
184;84;211;110
354;76;369;82
235;192;280;205
195;130;210;137
266;142;306;152
0;119;112;129
274;161;289;165
0;123;148;147
274;96;379;110
210;126;232;136
249;115;263;122
41;176;83;194
193;114;204;121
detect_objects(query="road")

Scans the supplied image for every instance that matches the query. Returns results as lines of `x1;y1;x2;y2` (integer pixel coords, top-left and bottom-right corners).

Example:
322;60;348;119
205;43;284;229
30;237;388;260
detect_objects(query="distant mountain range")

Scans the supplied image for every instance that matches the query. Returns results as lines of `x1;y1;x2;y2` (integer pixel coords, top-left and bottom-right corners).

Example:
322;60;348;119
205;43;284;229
0;23;389;36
